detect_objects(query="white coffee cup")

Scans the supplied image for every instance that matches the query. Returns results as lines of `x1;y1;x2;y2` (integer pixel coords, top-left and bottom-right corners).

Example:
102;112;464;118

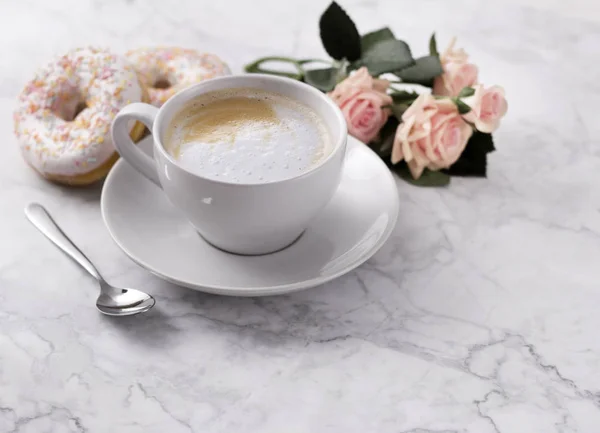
111;74;347;255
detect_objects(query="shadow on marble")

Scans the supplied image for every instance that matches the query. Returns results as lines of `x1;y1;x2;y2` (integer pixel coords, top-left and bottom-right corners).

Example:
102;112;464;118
100;305;181;349
53;179;105;202
137;269;408;342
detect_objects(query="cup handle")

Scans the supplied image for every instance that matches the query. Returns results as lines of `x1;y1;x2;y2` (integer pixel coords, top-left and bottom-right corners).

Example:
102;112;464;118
111;103;160;186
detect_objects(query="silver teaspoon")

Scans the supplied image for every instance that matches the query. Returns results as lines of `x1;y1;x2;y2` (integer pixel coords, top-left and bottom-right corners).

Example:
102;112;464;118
25;203;155;316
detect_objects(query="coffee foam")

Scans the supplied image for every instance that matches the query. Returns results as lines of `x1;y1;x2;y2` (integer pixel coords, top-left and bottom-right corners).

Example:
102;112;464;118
165;88;332;184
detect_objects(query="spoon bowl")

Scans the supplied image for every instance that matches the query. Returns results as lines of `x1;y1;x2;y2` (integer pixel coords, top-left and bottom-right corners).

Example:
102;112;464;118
25;203;155;317
96;285;156;316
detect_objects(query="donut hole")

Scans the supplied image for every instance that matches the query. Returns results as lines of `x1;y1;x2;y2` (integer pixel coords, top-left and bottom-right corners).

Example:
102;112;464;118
54;91;88;122
72;101;88;119
153;78;171;89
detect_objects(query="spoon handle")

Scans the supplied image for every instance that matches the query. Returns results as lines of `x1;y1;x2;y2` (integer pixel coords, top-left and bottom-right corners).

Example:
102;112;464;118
25;203;103;281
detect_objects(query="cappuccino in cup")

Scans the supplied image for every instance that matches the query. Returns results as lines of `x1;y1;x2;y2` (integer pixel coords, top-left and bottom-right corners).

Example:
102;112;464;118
164;88;332;184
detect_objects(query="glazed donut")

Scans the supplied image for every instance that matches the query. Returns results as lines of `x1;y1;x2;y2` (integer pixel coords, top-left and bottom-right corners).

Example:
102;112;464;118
13;47;147;186
126;47;230;107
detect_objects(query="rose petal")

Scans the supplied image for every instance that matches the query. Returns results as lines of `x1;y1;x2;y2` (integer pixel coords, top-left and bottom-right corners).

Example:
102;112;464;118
373;78;390;93
407;159;426;179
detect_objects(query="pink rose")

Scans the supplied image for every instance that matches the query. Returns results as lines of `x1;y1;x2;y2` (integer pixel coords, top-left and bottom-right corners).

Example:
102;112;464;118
433;37;478;97
328;67;392;143
329;67;390;103
391;93;473;179
462;84;508;133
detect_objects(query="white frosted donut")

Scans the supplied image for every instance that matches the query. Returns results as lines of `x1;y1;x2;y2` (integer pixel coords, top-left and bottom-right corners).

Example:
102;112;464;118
126;47;230;107
14;47;145;184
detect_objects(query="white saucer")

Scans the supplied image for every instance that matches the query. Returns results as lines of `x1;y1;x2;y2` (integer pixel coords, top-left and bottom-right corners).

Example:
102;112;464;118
101;136;399;296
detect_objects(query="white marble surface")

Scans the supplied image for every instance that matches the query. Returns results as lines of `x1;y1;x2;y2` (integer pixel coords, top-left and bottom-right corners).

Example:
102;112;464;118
2;0;600;431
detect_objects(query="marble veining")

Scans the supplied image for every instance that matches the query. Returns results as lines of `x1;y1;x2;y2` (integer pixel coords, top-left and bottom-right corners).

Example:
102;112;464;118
1;0;600;432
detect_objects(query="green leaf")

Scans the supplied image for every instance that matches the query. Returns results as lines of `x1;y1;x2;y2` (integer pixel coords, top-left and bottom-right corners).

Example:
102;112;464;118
458;87;475;98
395;55;443;86
304;67;339;92
390;91;418;118
443;131;495;177
392;162;451;187
390;90;420;102
298;59;333;66
357;39;414;75
454;98;472;114
319;2;362;61
361;27;395;53
244;56;304;80
391;103;410;119
429;33;439;57
471;130;496;154
370;116;399;159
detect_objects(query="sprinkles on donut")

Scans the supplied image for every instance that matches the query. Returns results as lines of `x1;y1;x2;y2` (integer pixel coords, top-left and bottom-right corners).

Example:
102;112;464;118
13;47;146;185
126;47;230;107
